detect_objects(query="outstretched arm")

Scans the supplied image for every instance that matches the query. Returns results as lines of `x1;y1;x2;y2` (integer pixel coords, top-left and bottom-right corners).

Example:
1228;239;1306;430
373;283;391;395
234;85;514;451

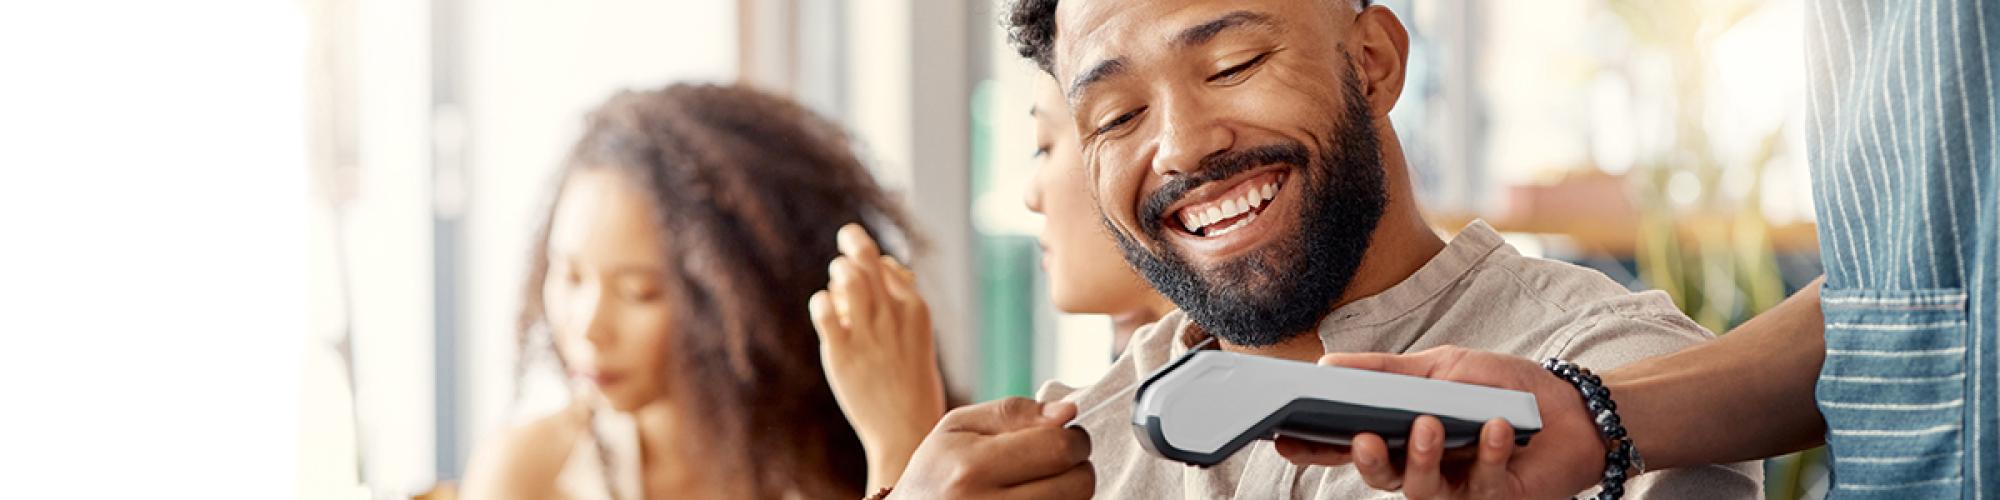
1277;277;1828;499
1601;277;1827;470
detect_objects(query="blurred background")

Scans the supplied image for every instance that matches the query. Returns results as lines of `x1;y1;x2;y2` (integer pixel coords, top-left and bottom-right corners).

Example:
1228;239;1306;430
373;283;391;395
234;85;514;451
0;0;1827;498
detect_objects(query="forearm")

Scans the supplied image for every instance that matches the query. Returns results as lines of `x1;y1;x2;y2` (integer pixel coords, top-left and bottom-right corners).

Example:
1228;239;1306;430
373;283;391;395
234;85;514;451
1602;277;1828;470
862;431;928;491
850;388;945;490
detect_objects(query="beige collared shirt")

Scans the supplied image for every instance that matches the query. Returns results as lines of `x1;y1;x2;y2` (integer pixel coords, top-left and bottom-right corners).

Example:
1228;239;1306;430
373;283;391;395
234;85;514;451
1038;220;1762;499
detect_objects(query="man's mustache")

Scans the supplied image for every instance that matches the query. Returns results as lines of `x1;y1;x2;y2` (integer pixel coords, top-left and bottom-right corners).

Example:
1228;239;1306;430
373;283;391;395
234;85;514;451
1137;142;1312;236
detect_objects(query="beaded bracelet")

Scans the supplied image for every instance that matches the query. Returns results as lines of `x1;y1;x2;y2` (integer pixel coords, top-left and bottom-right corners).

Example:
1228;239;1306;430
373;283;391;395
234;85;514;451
1541;358;1643;500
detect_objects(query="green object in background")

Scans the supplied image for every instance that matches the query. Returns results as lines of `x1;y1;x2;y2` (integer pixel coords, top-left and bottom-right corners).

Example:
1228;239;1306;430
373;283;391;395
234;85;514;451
976;234;1040;400
968;78;1039;400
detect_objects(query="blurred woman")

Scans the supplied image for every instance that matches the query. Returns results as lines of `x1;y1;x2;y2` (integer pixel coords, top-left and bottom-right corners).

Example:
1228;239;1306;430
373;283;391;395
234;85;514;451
462;83;916;500
1021;75;1178;353
810;75;1175;492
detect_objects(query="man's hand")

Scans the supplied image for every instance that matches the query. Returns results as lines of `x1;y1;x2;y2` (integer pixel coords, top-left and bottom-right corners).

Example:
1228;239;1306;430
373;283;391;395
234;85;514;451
891;398;1095;499
1273;347;1606;500
809;223;947;490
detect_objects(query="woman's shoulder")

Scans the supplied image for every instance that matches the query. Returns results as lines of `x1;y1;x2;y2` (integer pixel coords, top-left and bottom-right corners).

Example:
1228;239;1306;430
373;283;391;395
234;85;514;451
460;406;592;500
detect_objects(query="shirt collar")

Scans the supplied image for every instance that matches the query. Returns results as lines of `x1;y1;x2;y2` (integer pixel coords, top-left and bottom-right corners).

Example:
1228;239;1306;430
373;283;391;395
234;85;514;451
1167;219;1508;356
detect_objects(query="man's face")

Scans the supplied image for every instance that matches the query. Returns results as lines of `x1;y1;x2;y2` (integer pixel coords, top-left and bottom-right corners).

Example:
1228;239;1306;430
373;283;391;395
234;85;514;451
1053;0;1389;346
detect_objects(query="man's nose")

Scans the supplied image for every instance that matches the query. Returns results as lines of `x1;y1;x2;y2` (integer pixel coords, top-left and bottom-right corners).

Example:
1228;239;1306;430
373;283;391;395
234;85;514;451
1151;97;1231;178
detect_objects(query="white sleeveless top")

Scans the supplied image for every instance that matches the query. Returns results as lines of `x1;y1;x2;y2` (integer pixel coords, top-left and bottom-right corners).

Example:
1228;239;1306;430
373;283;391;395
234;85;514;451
552;406;643;500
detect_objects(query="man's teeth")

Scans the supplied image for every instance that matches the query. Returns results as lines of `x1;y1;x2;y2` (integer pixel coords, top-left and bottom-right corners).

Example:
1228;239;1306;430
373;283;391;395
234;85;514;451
1179;180;1281;235
1208;212;1257;238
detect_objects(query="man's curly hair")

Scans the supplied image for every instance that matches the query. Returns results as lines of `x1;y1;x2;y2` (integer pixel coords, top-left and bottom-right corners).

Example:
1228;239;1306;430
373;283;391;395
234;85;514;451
1004;0;1375;76
1003;0;1061;74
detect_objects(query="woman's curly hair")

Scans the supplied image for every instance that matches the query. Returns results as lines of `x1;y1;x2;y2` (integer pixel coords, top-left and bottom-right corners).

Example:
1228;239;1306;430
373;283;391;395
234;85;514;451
516;83;917;499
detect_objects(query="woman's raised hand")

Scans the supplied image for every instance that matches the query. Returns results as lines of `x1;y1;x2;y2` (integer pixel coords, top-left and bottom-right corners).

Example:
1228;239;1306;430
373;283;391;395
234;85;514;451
809;223;947;491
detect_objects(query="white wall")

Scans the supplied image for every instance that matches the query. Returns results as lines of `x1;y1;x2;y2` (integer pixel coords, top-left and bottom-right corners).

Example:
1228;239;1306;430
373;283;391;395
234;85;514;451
0;1;306;498
835;0;981;398
348;0;439;491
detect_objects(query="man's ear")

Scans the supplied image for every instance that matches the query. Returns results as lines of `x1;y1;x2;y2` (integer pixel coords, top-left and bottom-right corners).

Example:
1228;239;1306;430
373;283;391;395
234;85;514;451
1350;6;1410;116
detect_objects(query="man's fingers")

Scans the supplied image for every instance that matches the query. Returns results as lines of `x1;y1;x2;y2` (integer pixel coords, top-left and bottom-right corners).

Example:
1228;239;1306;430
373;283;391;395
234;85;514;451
1466;419;1518;499
1274;437;1355;466
1041;399;1077;423
807;291;848;341
1400;416;1446;500
1317;351;1443;378
938;397;1069;435
997;462;1095;500
1350;432;1403;491
975;425;1091;486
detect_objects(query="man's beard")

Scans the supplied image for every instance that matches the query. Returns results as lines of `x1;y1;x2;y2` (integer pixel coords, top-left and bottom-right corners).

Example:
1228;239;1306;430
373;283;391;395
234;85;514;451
1111;71;1387;347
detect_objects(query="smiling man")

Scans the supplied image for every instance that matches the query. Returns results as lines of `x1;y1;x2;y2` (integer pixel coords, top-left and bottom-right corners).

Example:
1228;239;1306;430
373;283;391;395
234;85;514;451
977;0;1763;497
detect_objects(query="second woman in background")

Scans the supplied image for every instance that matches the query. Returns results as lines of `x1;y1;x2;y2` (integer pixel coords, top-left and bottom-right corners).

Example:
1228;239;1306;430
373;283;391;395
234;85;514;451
810;75;1177;492
1022;74;1180;355
462;83;916;500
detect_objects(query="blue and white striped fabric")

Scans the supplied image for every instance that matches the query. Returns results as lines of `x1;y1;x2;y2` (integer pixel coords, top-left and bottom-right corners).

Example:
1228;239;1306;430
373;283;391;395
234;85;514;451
1806;0;1998;497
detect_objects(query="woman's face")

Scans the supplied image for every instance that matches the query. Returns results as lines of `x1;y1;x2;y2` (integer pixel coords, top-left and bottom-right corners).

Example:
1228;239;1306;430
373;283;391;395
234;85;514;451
1025;76;1163;315
542;169;676;412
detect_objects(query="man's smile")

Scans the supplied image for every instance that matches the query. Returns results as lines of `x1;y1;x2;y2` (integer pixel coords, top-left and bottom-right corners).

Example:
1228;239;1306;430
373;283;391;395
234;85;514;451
1158;166;1296;260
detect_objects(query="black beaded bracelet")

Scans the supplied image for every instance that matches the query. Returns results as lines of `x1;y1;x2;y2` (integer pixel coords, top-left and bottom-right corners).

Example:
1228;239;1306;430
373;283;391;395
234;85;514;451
1542;358;1643;500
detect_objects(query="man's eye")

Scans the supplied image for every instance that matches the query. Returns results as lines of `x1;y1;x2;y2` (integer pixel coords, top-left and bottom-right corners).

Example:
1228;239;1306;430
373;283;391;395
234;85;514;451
1208;52;1271;83
1093;107;1145;137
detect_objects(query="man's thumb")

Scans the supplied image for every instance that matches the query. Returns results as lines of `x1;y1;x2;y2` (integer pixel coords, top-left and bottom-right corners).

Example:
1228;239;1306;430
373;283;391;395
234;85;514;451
942;397;1071;434
1318;351;1439;378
